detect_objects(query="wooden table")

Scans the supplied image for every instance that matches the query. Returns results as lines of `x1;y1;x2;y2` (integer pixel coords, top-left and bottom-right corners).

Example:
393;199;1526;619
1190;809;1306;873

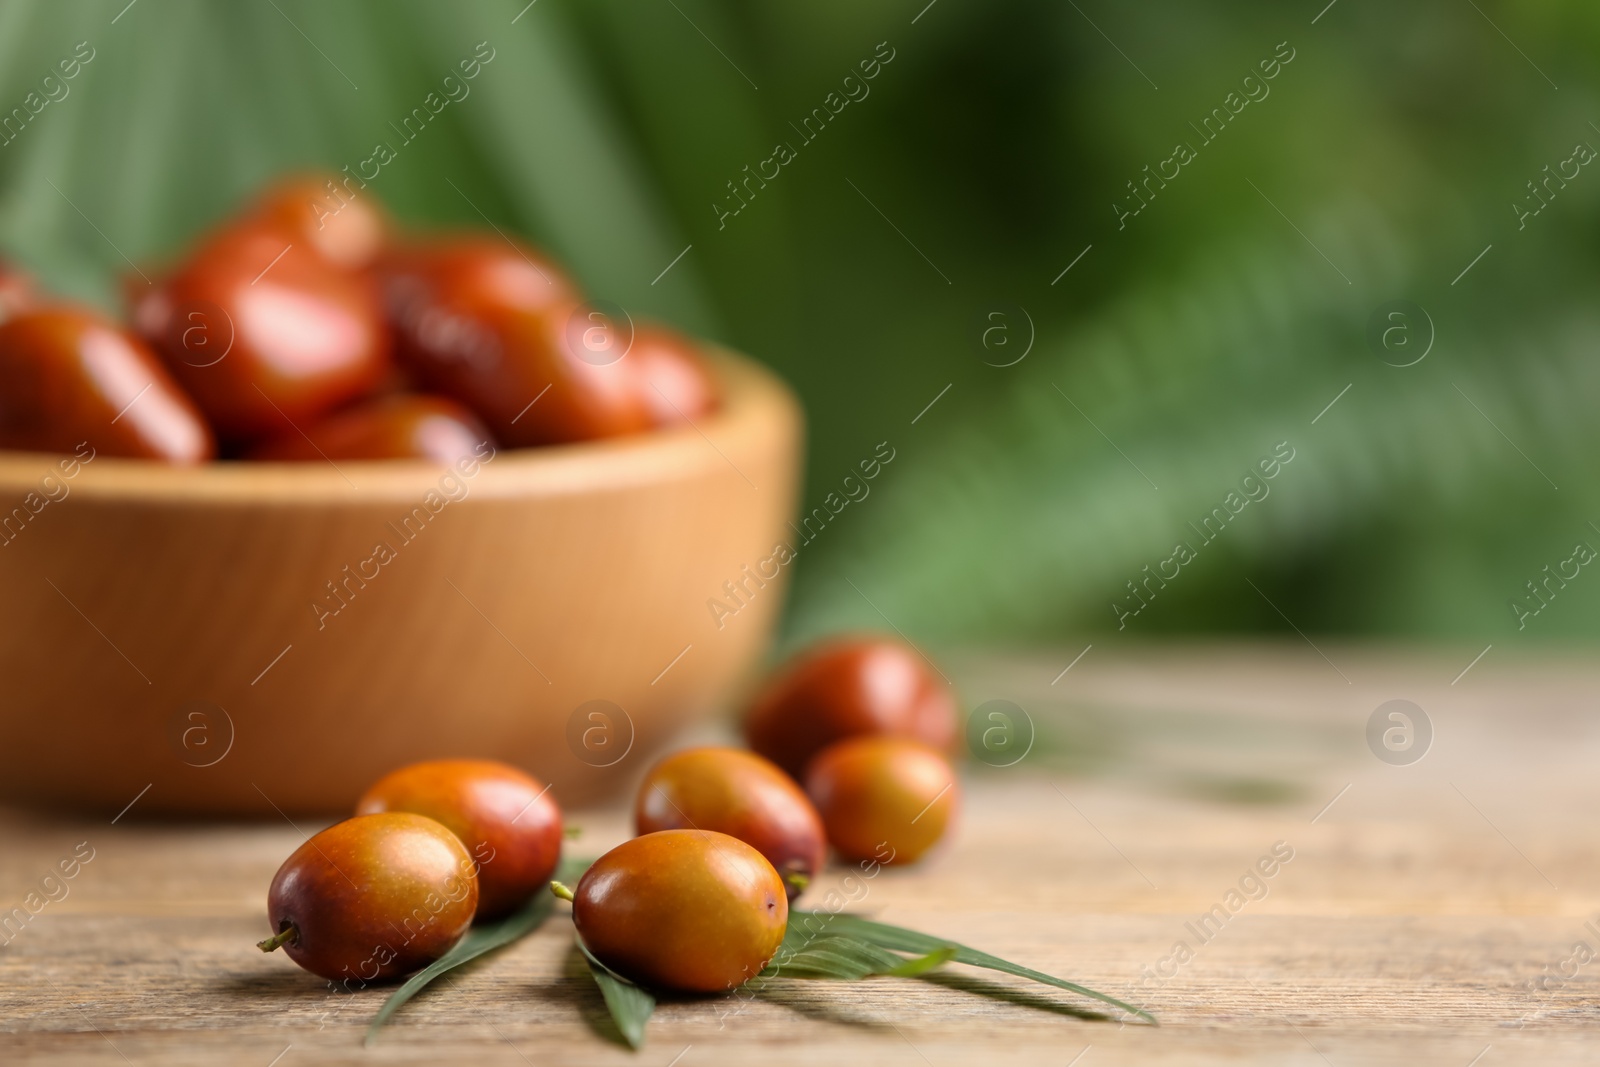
4;644;1597;1065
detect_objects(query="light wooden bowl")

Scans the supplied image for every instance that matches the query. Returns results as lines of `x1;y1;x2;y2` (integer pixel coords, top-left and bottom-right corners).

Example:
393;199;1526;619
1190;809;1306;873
0;351;802;816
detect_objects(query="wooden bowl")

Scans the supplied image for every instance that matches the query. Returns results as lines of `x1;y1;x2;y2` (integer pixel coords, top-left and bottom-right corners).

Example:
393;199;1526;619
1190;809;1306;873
0;351;802;816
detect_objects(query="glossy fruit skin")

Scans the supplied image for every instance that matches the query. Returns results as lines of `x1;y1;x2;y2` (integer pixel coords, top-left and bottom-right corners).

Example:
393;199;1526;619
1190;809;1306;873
356;759;562;920
246;173;388;271
573;829;787;992
0;259;35;323
805;737;959;865
0;306;214;462
635;747;824;900
134;222;390;440
264;812;478;983
629;324;717;427
249;394;495;464
379;238;653;446
381;234;577;318
744;636;958;779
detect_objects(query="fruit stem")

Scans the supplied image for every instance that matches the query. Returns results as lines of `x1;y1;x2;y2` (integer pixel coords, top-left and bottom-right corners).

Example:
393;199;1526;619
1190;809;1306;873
256;923;298;953
783;870;811;895
549;881;575;902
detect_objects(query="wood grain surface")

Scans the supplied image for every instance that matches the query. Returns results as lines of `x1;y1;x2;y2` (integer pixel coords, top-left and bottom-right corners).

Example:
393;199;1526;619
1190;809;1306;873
3;643;1597;1065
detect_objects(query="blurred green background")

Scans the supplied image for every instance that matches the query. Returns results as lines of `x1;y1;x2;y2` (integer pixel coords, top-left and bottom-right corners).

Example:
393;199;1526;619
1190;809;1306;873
3;0;1598;648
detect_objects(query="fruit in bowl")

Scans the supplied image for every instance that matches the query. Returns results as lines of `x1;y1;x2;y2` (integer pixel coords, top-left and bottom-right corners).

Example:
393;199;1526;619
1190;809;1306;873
0;304;214;462
0;174;799;815
4;172;721;461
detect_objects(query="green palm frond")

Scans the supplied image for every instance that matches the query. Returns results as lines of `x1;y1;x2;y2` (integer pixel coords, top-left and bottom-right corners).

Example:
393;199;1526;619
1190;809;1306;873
784;197;1600;643
0;0;1595;641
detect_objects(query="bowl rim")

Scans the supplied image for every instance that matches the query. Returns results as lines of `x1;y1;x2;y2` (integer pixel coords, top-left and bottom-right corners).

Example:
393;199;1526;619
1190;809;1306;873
0;348;799;504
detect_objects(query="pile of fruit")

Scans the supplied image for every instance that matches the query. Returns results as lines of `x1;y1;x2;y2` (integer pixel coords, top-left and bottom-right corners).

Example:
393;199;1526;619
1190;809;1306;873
257;636;1149;1045
0;175;715;463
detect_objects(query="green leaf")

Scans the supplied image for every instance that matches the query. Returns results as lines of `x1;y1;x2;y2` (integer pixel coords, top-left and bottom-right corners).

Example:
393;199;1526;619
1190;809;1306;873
884;946;959;977
363;856;593;1046
571;919;950;1047
760;932;955;981
795;912;1156;1025
575;935;655;1050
